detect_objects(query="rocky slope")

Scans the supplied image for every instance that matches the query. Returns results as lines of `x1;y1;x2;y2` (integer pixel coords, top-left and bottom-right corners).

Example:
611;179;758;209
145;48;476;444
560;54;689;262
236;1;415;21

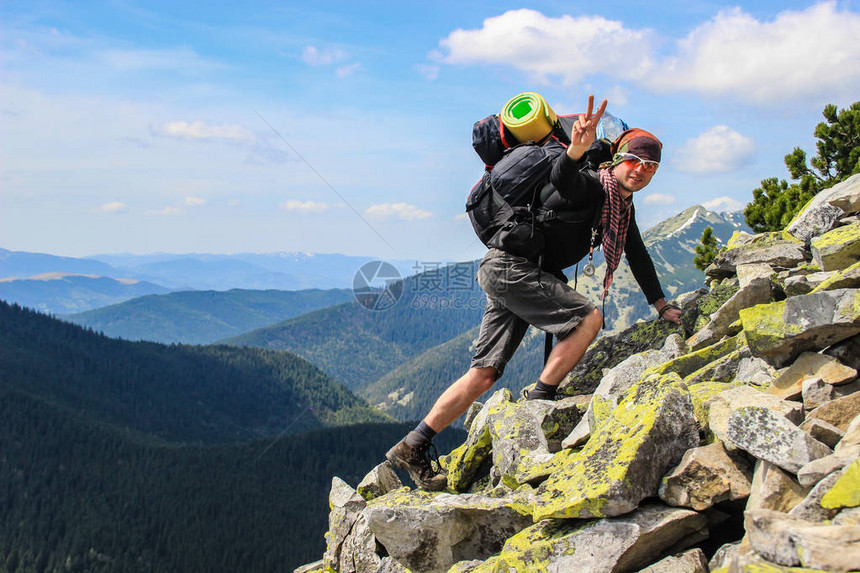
298;174;860;573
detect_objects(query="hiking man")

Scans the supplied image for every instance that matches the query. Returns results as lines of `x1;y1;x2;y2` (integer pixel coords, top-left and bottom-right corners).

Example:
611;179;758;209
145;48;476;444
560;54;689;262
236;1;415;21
386;95;682;491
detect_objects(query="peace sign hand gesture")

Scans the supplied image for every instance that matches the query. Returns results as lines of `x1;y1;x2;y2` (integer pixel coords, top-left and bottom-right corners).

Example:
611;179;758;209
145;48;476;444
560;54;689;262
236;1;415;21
567;95;607;162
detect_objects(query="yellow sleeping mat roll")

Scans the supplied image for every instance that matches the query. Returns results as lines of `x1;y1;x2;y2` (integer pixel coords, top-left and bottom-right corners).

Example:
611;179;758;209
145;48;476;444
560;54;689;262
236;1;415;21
500;92;558;143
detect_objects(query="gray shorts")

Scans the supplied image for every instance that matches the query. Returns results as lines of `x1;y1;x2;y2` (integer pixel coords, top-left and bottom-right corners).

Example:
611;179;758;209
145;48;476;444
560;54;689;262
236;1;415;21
470;249;597;377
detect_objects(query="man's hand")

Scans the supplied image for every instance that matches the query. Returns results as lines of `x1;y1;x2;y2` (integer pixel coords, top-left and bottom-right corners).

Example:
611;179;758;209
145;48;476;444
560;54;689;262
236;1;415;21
655;298;682;325
567;95;607;162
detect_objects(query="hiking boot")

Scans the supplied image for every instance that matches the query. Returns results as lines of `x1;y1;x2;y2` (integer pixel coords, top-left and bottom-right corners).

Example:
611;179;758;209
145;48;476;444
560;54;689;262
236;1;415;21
385;437;448;491
522;386;561;401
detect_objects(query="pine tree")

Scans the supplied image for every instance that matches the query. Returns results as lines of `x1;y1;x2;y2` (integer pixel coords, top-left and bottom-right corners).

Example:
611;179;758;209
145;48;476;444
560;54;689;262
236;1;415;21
693;226;719;271
744;101;860;232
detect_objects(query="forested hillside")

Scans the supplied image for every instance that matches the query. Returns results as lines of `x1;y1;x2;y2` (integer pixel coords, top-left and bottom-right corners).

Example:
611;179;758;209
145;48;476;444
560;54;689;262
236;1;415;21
222;263;487;393
0;388;465;572
0;301;388;443
63;287;354;344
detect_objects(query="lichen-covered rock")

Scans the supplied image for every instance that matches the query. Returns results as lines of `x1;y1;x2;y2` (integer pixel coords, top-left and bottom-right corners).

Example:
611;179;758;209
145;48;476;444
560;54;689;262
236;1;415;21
487;401;557;488
745;508;860;571
811;261;860;293
472;504;706;573
707;386;804;447
683;346;751;386
810;222;860;271
821;458;860;510
784;271;836;297
357;462;402;501
560;319;686;396
688;381;736;440
786;173;860;243
797;448;859;487
739;288;860;367
375;556;409;573
447;389;513;491
533;374;699;520
536;397;583;451
687;275;774;350
746;460;810;514
659;442;752;510
649;332;747;379
726;406;832;474
768;351;857;400
637;548;709;573
736;356;778;386
447;559;484;572
363;489;532;573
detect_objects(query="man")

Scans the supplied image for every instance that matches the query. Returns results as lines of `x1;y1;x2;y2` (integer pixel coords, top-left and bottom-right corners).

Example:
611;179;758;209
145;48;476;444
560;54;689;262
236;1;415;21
386;96;682;491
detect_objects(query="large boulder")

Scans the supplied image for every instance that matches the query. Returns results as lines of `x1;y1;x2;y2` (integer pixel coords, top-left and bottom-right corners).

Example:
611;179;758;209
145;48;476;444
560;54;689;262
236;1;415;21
471;504;707;573
786;173;860;243
363;489;532;573
687;272;774;350
487;400;555;488
533;373;699;520
746;460;810;513
739;288;860;367
706;231;809;281
324;477;378;573
706;385;803;447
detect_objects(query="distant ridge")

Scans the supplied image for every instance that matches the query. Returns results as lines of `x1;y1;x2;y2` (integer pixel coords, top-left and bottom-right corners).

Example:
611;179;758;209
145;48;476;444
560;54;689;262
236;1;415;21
64;287;355;344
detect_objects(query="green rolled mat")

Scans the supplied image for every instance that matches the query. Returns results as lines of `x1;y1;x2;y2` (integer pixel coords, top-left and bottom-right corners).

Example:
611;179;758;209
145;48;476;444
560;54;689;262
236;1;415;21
500;92;558;143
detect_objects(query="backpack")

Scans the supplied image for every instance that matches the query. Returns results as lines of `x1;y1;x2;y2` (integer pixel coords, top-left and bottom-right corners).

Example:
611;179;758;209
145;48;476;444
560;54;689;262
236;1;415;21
465;113;610;261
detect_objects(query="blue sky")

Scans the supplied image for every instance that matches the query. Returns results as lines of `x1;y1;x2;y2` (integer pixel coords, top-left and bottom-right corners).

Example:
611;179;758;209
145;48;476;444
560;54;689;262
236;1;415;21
2;1;859;262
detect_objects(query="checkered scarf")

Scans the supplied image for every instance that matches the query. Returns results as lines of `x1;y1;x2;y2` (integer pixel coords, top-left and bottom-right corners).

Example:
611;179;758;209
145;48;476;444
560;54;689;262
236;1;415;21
598;167;632;299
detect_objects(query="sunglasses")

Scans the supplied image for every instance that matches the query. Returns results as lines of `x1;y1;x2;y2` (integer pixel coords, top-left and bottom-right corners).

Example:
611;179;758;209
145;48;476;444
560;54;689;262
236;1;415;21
617;152;660;172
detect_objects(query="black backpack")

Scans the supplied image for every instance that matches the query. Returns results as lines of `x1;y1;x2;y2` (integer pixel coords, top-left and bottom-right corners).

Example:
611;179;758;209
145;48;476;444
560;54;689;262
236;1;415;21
465;113;608;261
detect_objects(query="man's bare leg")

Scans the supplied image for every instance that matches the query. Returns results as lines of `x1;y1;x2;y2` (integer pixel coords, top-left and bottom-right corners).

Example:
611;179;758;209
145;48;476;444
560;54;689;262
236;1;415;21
423;366;497;432
539;307;603;387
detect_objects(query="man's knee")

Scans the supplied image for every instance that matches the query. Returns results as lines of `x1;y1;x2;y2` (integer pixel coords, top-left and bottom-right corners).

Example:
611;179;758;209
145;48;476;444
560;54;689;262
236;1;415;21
469;366;498;393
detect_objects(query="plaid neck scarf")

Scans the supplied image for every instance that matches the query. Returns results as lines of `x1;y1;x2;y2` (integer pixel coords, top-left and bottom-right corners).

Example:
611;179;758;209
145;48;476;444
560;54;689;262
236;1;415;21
598;167;632;299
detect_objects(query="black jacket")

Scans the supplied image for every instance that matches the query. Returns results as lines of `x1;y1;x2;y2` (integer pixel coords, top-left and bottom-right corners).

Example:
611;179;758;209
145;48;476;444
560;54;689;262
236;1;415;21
539;153;665;305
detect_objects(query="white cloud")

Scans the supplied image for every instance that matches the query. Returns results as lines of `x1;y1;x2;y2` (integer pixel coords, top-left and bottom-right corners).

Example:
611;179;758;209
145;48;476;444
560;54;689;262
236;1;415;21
336;62;361;78
156;121;257;144
301;45;349;66
453;212;469;221
96;47;221;72
439;9;654;85
647;2;860;103
365;203;432;221
99;201;127;213
156;206;181;215
184;196;205;207
643;193;676;205
703;196;745;212
415;63;440;81
281;200;329;213
673;126;755;174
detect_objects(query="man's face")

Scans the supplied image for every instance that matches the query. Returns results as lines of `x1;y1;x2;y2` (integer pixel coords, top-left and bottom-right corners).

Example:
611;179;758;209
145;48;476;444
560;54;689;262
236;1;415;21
613;158;657;197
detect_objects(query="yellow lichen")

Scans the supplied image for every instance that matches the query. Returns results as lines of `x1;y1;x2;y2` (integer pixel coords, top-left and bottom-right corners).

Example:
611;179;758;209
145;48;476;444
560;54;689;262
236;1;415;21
820;458;860;509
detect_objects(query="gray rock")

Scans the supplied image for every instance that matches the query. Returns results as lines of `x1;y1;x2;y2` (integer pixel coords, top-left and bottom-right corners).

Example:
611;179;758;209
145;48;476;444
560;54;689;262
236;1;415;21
636;548;708;573
339;514;381;573
797;449;859;487
786;173;860;243
788;469;844;521
746;460;810;513
737;263;777;288
486;504;707;573
836;413;860;453
707;233;809;281
726;406;832;474
825;333;860;371
707;542;743;572
802;418;846;449
740;288;860;367
463;401;483;432
357;461;402;501
770;350;858;400
746;508;860;571
735;356;777;386
805;390;860;431
707;386;803;447
835;507;860;526
659;442;753;511
364;490;531;573
292;560;323;573
324;477;369;571
375;557;410;573
447;560;484;572
538;397;583;451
